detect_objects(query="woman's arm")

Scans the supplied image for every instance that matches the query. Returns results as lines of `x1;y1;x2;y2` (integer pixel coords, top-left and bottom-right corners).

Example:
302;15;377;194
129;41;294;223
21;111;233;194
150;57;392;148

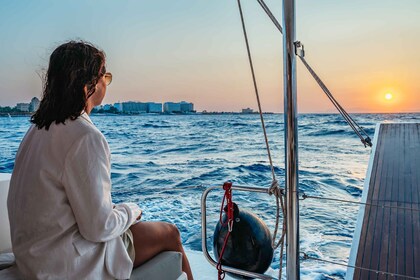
62;132;141;242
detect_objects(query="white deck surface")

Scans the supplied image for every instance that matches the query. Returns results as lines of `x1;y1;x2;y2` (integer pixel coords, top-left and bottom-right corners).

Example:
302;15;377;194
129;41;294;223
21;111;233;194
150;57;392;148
0;173;12;252
186;250;277;279
186;250;236;280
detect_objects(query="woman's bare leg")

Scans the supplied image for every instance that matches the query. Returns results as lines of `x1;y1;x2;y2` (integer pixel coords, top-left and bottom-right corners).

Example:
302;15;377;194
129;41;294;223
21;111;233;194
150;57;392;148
130;221;194;280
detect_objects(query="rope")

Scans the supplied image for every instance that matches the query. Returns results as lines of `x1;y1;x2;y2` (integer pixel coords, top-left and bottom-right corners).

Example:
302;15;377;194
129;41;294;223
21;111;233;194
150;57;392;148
233;3;397;279
278;190;286;279
267;181;287;279
217;231;230;280
217;182;235;280
300;193;420;212
236;2;286;278
269;181;287;279
301;253;420;280
237;0;276;182
268;181;282;247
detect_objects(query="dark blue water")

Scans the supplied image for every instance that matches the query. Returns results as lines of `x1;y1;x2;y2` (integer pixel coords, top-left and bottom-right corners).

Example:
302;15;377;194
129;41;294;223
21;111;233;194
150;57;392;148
1;113;418;279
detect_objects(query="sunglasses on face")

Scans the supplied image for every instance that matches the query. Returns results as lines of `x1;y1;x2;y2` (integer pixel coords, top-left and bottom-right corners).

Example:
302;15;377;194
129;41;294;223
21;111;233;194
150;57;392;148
103;72;112;86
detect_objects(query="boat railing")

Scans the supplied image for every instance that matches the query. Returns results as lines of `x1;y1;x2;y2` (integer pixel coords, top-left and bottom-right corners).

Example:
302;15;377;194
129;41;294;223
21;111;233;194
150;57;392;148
201;184;276;280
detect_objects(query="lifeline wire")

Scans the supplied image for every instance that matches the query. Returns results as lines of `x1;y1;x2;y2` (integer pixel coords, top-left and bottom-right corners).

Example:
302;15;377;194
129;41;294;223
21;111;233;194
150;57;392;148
300;193;420;213
301;253;420;280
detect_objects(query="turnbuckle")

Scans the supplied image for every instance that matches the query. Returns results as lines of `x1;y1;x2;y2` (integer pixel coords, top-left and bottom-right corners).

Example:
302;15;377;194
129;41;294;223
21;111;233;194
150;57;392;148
294;41;305;57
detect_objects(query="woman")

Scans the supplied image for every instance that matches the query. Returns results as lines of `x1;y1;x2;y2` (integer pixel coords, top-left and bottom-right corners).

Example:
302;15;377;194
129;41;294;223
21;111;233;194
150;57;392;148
7;41;193;279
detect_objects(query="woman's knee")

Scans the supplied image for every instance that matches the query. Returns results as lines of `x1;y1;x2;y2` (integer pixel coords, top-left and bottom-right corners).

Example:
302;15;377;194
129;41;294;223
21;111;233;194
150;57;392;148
129;221;182;251
164;223;182;249
167;223;181;239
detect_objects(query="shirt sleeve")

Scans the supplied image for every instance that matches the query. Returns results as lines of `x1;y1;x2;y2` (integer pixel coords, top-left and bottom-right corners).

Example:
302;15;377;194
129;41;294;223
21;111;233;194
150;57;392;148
61;131;141;243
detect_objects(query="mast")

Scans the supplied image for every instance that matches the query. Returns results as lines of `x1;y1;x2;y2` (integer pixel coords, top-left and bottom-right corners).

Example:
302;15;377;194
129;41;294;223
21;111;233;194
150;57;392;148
282;0;300;279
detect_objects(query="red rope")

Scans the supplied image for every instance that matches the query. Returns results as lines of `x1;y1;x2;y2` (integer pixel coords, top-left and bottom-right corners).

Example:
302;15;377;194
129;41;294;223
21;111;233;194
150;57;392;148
217;182;234;280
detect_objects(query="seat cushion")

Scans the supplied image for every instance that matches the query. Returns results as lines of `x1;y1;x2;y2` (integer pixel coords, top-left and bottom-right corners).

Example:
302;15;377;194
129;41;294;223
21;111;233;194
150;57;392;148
0;252;15;271
0;251;184;280
130;251;183;280
0;265;21;280
0;174;12;253
0;252;20;280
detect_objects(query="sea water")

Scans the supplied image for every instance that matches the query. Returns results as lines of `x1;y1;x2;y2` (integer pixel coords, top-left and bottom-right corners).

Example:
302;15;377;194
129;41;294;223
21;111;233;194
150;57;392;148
1;113;418;279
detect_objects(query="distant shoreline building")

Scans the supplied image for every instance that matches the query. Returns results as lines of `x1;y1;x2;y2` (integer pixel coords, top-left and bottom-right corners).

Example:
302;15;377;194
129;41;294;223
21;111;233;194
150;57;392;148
122;102;148;113
241;108;253;114
120;102;163;113
164;101;194;113
163;102;180;113
113;102;123;112
180;101;194;113
147;102;163;113
29;97;40;112
92;101;194;114
13;97;40;113
16;103;30;112
3;98;197;115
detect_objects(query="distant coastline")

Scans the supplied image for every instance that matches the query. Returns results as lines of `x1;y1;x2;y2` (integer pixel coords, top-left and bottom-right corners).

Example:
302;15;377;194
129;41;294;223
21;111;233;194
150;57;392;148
0;112;32;117
2;111;419;118
0;111;269;117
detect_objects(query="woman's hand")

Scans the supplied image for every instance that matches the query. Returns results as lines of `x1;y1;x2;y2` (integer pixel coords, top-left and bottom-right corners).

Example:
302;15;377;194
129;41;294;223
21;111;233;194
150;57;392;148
136;210;142;221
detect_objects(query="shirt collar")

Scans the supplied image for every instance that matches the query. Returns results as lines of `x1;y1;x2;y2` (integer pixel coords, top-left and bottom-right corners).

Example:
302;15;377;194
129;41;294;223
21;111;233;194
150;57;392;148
80;112;94;125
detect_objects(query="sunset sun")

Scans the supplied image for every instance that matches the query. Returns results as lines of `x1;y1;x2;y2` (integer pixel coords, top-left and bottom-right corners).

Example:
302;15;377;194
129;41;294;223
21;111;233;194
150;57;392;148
385;93;393;100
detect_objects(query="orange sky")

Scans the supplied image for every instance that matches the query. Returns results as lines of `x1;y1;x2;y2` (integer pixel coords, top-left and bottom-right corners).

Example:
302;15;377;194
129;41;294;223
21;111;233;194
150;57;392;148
0;1;419;113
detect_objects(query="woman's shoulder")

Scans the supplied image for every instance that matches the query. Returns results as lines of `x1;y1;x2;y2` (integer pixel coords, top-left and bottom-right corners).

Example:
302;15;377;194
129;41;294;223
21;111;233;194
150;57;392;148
57;113;102;135
59;116;110;161
46;114;106;150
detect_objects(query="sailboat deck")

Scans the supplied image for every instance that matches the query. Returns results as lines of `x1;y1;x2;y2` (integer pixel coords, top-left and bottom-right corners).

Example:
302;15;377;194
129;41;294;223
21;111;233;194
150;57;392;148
348;123;420;279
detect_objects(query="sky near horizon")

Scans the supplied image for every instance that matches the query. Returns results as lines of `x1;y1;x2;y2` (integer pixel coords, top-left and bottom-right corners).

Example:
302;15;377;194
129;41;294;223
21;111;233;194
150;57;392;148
0;0;419;113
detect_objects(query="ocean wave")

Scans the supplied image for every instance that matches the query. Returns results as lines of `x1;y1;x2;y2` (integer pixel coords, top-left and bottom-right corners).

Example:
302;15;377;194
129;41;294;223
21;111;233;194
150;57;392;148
0;159;14;173
2;113;417;279
141;123;173;128
306;129;351;137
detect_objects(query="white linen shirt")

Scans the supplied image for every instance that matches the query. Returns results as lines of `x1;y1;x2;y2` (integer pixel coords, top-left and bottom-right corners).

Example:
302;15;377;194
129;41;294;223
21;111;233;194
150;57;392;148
7;113;141;279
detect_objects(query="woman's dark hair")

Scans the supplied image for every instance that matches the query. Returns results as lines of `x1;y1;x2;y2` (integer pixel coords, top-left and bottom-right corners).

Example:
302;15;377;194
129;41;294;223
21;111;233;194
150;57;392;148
31;41;106;130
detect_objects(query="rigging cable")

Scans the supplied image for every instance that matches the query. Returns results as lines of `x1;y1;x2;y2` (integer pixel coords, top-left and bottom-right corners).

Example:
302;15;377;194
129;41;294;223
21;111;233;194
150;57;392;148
295;43;372;147
255;0;372;148
256;0;282;33
237;0;375;277
237;1;286;279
